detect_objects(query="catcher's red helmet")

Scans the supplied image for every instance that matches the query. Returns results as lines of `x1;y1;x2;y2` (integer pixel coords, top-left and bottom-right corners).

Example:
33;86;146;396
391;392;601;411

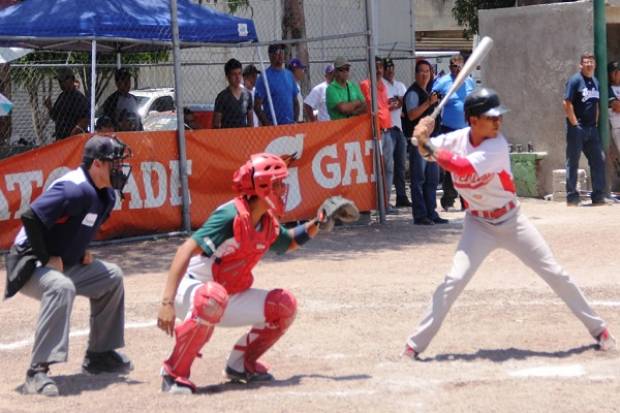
232;153;289;214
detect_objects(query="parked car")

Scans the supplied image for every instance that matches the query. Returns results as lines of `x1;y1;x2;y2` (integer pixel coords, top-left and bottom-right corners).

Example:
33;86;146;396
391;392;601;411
143;104;214;131
131;88;176;122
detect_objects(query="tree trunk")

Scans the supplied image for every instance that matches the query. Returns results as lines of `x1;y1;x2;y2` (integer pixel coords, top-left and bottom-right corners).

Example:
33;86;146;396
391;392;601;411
0;63;12;146
281;0;310;94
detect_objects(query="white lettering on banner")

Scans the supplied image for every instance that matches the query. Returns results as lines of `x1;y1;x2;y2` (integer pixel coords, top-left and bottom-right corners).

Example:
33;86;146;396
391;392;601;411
313;144;340;189
0;188;8;220
44;167;71;190
116;170;144;210
364;140;376;183
264;134;304;211
342;142;368;185
170;160;193;207
5;171;43;219
142;162;167;208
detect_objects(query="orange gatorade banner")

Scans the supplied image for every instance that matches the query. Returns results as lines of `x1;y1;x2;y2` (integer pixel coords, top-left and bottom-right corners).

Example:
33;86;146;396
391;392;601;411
0;115;376;249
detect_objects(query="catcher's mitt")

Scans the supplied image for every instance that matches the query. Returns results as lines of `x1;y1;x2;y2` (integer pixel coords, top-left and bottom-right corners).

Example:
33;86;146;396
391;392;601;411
317;196;360;232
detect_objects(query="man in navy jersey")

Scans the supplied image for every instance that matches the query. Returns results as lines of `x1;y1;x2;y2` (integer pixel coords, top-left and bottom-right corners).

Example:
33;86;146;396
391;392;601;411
563;52;607;206
5;135;133;396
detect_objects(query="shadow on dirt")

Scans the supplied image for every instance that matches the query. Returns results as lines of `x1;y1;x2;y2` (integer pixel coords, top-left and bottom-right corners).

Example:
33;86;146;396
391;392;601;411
422;344;598;363
14;373;143;396
197;373;372;395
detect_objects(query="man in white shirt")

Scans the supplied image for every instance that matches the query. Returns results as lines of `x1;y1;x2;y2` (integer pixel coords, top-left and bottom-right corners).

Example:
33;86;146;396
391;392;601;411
383;58;410;207
303;64;335;122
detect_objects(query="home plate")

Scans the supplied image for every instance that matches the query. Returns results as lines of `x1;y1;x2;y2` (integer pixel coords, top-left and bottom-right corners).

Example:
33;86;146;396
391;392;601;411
508;364;585;378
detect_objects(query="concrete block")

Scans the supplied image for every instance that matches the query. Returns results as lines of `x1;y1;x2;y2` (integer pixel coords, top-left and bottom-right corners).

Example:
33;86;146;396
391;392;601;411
552;169;588;193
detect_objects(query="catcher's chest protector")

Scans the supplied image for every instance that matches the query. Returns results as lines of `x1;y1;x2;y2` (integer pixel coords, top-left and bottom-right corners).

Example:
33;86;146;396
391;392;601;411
211;198;279;294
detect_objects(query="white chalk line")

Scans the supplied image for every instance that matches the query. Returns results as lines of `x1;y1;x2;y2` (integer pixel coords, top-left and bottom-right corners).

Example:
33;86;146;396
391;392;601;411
0;320;155;351
1;299;619;352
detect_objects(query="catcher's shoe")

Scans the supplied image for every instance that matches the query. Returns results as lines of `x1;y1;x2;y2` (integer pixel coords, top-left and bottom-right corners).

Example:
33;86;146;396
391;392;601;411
597;329;617;351
224;364;274;384
161;370;195;395
401;344;419;361
82;350;133;375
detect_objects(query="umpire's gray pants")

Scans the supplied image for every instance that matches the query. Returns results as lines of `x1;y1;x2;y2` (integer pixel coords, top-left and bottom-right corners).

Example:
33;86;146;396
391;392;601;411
407;208;607;353
21;259;125;366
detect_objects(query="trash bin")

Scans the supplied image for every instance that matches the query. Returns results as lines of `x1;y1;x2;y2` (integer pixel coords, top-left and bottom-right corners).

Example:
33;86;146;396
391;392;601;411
509;151;547;198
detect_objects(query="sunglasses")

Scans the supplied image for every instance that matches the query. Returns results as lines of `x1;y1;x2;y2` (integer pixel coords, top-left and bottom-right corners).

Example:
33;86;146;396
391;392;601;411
337;67;350;72
480;115;503;122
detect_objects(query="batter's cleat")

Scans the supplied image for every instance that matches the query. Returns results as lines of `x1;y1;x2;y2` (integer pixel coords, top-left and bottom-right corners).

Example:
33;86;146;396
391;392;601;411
82;350;134;375
597;329;617;351
401;344;419;361
23;365;59;397
161;371;195;395
224;365;274;384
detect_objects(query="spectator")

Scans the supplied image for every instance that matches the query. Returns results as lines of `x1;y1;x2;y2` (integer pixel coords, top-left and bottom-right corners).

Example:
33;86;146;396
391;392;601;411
242;64;261;127
608;61;620;150
402;60;447;225
213;58;253;129
44;68;90;140
360;56;395;213
563;52;607;206
101;68;143;131
432;54;475;211
183;107;200;130
383;57;411;207
254;44;298;126
288;58;306;122
5;136;133;396
95;115;115;133
304;64;335;122
325;56;366;120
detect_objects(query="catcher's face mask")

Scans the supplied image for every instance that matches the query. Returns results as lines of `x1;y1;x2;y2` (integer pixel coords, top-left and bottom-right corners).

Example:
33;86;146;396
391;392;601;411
264;179;288;216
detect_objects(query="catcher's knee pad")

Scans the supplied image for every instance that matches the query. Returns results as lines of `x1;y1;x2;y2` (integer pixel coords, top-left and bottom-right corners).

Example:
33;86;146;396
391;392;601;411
241;289;297;373
163;282;229;379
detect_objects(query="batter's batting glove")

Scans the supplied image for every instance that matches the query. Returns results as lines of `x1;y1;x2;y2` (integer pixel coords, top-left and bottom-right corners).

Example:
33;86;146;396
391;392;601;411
317;196;360;232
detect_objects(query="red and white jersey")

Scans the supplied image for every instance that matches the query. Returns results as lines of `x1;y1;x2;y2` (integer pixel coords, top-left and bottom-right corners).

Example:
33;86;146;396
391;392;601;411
431;127;517;211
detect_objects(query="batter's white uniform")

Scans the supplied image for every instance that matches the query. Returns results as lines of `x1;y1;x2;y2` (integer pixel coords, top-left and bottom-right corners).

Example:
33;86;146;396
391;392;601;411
407;128;607;353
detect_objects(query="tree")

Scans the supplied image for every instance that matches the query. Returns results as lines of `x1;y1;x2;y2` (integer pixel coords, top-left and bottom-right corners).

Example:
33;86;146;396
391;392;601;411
452;0;516;39
282;0;309;93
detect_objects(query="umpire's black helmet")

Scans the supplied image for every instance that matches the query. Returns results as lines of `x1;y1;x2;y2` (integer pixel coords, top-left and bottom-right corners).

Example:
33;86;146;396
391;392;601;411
464;87;509;121
82;135;130;167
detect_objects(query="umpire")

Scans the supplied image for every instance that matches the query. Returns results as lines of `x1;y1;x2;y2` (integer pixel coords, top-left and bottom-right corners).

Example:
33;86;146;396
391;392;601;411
5;135;134;396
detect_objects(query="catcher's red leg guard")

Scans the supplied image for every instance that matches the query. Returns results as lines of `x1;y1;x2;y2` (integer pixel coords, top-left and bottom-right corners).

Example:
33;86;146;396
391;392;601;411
162;282;229;385
237;288;297;373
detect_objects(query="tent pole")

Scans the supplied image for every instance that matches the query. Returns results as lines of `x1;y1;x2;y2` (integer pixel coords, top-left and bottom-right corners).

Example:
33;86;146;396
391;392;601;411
170;0;191;233
90;40;96;132
256;47;277;126
116;52;121;69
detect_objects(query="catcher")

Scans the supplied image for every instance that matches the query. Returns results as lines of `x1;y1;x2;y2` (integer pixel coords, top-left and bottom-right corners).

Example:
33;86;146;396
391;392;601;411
157;152;358;394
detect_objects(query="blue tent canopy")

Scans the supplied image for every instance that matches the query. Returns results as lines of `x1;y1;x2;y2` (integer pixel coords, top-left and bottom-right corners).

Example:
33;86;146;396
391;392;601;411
0;0;258;52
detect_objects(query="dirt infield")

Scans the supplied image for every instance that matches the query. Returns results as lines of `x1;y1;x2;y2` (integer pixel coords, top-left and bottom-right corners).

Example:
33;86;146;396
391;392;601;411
1;198;619;413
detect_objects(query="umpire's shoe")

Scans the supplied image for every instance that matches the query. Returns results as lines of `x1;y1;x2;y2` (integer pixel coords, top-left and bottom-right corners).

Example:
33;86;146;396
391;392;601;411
23;364;59;397
224;365;274;384
82;350;133;374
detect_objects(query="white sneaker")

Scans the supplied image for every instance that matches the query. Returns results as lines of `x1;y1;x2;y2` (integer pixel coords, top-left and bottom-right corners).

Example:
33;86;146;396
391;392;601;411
597;329;617;351
401;344;419;360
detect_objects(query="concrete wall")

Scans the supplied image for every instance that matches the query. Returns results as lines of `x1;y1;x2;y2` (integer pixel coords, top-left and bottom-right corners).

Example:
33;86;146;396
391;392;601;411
479;1;594;195
415;0;461;31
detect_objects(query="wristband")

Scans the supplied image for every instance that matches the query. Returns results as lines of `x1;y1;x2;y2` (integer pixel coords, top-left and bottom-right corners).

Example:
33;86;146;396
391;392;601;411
293;224;311;246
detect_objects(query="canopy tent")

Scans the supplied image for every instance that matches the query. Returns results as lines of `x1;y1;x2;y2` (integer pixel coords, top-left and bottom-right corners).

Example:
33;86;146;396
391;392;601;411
0;0;258;52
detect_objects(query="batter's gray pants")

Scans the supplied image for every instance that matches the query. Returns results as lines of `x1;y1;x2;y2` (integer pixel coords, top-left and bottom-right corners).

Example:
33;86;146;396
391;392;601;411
21;259;125;366
407;208;607;353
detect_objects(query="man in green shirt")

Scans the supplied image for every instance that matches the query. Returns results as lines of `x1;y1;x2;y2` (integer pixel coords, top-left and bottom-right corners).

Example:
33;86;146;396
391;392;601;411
326;56;367;120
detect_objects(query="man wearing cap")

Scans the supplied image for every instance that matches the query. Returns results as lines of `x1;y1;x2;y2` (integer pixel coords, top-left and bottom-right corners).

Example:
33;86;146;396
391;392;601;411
360;57;395;213
5;136;134;396
288;58;306;122
101;68;143;131
383;58;411;208
44;68;90;140
304;64;335;122
242;64;261;127
608;61;620;151
563;52;607;206
213;59;253;129
326;56;366;120
254;44;299;126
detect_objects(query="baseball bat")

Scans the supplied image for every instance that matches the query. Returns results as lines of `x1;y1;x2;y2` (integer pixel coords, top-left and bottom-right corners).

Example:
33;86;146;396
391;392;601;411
411;36;494;147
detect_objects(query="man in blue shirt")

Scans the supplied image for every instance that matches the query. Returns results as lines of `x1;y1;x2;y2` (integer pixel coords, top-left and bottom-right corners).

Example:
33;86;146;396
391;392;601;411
563;52;607;206
6;136;133;396
254;44;299;126
432;54;475;211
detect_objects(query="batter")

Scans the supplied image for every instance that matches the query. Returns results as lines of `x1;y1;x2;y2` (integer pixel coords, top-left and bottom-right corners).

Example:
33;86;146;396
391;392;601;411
403;88;616;359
